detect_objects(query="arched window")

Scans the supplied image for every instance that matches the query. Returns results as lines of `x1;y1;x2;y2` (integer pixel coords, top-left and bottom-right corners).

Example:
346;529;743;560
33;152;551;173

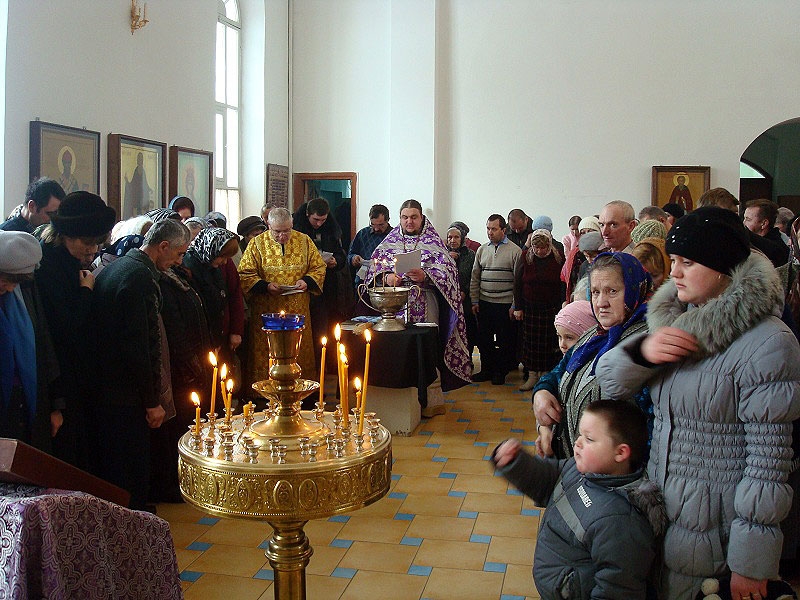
215;0;241;225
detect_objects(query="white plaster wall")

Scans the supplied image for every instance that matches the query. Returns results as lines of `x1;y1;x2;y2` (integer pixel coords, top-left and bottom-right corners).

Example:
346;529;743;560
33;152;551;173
441;0;800;237
3;0;215;215
292;0;800;239
290;0;391;216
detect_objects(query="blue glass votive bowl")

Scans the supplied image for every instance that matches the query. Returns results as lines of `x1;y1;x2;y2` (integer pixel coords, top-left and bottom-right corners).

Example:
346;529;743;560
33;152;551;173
261;313;305;330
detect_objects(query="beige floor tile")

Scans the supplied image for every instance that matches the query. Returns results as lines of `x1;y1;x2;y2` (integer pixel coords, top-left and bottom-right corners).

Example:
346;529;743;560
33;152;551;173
404;515;475;542
461;492;522;515
475;429;514;443
198;518;272;547
187;543;269;577
391;458;444;477
473;513;539;539
175;547;203;572
158;502;209;523
307;543;348;575
427;432;478;446
391;434;432;447
390;445;438;460
422;567;504;600
337;515;411;544
183;572;270;600
440;458;490;475
339;570;427;600
399;493;463;517
339;540;418;573
504;562;538;597
420;420;469;433
392;475;453;496
351;495;403;518
522;496;546;510
305;519;346;545
486;535;536;565
299;574;349;600
450;473;509;495
432;443;488;461
170;522;213;549
413;538;488;570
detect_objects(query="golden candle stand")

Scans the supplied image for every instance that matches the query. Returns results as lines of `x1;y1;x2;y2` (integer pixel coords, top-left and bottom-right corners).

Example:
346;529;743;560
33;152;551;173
178;323;392;600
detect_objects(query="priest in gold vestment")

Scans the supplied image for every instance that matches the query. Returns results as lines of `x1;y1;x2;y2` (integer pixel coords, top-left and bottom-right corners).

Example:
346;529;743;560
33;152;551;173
238;207;326;389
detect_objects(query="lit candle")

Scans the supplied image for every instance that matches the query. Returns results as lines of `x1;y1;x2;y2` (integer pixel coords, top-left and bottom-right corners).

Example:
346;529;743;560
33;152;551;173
341;352;349;428
362;329;371;416
356;378;366;436
334;324;343;411
209;351;218;416
226;378;234;419
319;336;327;408
191;391;201;435
220;363;228;400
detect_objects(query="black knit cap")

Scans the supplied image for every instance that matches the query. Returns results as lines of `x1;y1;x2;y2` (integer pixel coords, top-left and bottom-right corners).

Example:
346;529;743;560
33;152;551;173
665;206;750;275
50;191;116;238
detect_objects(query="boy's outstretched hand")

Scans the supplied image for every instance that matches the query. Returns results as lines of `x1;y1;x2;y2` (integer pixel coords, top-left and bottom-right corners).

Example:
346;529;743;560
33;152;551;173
494;438;522;468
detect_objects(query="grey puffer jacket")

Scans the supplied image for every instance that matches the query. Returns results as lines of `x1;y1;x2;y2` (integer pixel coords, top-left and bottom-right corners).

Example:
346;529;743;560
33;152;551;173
596;252;800;598
495;451;666;600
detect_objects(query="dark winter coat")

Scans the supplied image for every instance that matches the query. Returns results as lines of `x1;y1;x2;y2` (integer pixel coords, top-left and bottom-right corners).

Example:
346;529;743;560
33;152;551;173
35;243;94;411
159;266;212;403
93;248;162;410
183;250;227;350
495;451;665;600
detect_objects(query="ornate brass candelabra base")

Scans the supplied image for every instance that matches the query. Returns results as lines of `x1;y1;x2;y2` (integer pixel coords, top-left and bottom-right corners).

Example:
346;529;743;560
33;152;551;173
178;320;392;600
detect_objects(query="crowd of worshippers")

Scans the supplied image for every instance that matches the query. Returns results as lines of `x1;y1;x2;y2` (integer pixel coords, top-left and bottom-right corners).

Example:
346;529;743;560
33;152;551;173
3;178;800;598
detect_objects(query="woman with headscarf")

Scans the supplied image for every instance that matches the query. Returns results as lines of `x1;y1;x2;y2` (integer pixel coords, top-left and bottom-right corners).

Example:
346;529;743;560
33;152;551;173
534;252;652;458
515;229;564;391
596;207;800;599
91;215;154;275
446;224;478;359
152;244;212;502
182;227;240;365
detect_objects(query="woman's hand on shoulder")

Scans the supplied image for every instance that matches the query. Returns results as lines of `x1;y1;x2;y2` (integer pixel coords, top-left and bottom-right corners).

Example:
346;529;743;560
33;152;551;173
640;326;699;364
533;389;561;426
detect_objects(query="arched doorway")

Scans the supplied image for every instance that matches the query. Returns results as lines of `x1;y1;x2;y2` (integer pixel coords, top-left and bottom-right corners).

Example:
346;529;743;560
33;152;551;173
740;117;800;214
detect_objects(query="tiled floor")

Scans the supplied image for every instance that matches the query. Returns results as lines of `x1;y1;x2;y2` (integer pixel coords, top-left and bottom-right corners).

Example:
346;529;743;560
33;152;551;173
160;366;543;600
159;366;800;599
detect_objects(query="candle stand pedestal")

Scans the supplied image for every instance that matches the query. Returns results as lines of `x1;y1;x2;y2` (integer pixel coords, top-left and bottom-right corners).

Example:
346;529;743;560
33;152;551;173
178;322;391;600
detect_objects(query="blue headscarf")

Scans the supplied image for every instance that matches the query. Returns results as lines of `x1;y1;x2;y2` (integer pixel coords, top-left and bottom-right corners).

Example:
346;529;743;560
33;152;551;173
566;252;651;375
107;234;146;257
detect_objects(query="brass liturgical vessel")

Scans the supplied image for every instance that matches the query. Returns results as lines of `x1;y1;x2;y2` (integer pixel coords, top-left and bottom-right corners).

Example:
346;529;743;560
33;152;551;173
178;321;392;600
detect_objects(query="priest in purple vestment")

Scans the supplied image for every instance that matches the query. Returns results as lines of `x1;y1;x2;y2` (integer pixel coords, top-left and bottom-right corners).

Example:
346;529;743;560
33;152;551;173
365;200;472;414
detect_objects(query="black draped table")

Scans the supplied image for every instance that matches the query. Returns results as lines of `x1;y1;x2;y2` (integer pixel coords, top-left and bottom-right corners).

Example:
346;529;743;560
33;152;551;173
339;324;441;434
0;483;182;599
341;323;440;391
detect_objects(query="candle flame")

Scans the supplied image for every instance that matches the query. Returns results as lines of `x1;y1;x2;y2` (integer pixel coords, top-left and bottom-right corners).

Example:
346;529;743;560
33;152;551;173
220;363;228;379
321;336;327;346
191;391;200;406
364;329;371;343
280;310;286;316
226;378;234;392
209;351;217;367
354;377;362;391
334;323;341;342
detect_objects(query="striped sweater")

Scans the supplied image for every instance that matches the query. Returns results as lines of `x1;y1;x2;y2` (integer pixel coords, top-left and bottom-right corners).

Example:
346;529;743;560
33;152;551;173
470;239;521;305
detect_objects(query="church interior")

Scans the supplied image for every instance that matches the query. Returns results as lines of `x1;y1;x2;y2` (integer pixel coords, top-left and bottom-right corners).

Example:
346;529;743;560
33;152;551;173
3;1;800;599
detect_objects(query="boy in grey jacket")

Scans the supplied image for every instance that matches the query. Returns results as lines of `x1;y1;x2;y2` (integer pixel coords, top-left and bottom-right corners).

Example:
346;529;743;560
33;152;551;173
493;400;666;600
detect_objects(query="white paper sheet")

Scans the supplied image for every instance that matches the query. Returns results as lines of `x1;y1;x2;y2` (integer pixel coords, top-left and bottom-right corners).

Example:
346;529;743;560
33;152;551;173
394;249;421;274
